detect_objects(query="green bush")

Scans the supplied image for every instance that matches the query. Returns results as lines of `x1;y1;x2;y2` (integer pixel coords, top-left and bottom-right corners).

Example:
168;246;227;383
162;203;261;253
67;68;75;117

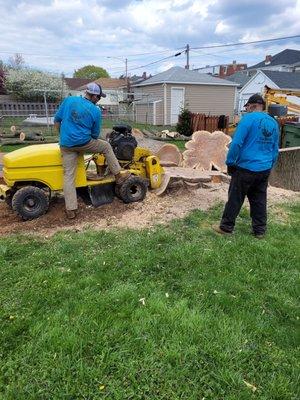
176;107;193;137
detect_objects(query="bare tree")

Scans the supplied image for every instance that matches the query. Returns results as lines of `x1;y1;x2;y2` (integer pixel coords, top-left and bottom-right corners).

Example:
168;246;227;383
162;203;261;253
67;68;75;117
8;53;25;69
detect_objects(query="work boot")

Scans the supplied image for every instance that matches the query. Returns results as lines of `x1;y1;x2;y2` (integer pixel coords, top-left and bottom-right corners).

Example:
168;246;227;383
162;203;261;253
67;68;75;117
115;171;131;185
66;209;77;220
251;232;265;240
212;224;233;235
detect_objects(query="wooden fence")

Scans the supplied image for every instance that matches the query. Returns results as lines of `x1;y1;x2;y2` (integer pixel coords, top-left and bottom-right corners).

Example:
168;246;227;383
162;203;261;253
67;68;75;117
0;101;59;116
191;113;229;133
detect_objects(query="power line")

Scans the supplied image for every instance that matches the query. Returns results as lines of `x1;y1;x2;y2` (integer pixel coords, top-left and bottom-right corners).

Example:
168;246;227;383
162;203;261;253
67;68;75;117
0;47;185;60
191;34;300;50
110;52;184;74
0;35;298;63
104;34;300;74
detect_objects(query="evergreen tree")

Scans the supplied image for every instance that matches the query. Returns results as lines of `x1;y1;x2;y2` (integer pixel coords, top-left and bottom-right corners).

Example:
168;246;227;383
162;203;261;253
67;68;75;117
176;107;193;136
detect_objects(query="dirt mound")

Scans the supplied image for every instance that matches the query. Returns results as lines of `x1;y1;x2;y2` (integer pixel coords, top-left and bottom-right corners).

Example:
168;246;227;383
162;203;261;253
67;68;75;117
0;184;298;237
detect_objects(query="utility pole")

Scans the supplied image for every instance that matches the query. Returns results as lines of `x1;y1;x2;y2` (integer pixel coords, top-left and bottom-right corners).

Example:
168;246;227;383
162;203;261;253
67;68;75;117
125;58;130;100
107;56;130;100
185;44;190;69
61;72;65;100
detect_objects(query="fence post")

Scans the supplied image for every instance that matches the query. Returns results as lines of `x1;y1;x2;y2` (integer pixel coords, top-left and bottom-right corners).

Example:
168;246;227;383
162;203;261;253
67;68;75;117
43;92;49;129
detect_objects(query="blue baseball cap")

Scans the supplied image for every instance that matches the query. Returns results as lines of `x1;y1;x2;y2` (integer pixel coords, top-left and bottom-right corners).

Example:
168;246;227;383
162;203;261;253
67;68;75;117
86;82;106;98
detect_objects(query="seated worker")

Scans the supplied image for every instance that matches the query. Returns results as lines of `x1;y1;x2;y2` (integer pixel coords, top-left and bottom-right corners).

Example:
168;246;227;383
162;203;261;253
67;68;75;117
54;82;130;219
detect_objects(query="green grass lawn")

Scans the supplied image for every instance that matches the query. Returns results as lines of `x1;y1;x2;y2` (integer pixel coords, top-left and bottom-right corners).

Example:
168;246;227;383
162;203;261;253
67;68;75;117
166;139;187;151
0;204;299;399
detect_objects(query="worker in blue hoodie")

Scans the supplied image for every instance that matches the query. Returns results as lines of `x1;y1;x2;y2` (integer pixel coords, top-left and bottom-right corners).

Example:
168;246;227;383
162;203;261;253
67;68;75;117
55;83;130;219
213;94;279;238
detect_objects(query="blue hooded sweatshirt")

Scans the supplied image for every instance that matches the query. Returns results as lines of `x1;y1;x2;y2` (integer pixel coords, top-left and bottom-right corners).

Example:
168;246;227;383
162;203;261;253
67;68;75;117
226;111;279;172
54;96;101;147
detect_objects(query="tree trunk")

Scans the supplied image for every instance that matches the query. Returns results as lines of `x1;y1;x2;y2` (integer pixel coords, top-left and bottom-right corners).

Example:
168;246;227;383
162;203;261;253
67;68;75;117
269;147;300;191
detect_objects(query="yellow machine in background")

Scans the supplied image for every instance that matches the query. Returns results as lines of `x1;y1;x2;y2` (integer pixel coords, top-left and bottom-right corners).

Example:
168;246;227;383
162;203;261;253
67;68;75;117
0;125;164;220
264;86;300;115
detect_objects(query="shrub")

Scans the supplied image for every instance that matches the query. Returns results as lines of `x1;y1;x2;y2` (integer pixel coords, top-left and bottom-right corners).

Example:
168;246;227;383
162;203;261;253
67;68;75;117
176;107;193;137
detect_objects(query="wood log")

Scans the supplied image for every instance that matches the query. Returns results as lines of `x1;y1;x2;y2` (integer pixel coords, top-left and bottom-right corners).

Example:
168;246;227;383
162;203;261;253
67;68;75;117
183;130;231;172
156;144;183;167
269;147;300;191
19;132;44;142
132;128;144;138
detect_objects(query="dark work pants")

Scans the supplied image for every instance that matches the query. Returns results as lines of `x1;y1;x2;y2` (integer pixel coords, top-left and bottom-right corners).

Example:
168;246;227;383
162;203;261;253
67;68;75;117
220;168;270;235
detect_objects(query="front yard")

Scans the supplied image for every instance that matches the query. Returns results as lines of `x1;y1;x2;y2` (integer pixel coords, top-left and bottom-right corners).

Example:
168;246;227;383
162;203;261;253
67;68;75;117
0;204;299;399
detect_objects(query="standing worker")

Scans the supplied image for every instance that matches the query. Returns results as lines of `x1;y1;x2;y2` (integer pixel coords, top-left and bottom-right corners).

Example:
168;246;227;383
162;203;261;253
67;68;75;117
213;94;279;238
54;82;130;219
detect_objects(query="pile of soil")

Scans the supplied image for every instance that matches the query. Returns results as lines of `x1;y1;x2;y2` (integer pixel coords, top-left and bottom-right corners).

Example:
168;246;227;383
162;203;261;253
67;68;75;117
0;183;298;237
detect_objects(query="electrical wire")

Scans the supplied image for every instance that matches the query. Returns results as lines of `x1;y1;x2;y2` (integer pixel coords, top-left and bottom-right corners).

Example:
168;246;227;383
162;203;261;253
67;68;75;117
191;34;300;50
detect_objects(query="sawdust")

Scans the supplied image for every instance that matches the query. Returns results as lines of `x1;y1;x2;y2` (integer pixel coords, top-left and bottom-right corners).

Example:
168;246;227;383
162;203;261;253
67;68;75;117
0;183;298;237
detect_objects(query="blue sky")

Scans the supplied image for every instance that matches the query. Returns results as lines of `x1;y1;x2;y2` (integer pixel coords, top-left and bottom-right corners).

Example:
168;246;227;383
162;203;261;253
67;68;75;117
0;0;299;77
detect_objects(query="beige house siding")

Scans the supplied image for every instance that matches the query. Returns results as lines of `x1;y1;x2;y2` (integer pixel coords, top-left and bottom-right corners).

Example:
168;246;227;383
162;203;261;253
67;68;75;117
134;84;164;125
134;82;236;125
166;84;236;125
134;101;164;125
134;103;154;124
155;101;164;125
133;84;164;101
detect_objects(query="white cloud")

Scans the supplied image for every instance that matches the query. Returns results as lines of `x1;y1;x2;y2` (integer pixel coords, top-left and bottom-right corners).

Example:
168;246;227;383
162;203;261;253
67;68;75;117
0;0;299;77
157;61;176;72
215;21;230;34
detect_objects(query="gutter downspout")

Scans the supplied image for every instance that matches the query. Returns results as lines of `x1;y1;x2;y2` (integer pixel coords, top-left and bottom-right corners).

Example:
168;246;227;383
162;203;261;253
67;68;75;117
233;86;238;120
163;83;167;125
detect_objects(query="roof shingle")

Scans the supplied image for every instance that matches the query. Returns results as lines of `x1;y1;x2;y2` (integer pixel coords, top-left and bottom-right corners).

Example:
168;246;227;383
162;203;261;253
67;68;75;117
64;78;92;90
134;66;238;87
262;70;300;90
248;49;300;69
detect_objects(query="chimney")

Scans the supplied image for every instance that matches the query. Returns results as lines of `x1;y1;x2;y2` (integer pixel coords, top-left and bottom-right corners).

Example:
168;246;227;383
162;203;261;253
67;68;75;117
142;71;147;79
265;55;272;65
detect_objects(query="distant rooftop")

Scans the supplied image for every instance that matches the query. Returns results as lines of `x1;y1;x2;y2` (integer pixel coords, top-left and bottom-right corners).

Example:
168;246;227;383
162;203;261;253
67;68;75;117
224;71;253;88
134;66;238;86
64;78;91;90
248;49;300;69
76;78;126;91
262;70;300;90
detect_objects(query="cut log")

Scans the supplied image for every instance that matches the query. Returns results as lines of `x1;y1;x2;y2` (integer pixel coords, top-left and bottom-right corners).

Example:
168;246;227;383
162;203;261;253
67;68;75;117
166;131;179;138
153;173;171;196
19;132;44;141
182;130;231;172
156;144;182;167
269;146;300;191
153;167;226;195
132;128;144;138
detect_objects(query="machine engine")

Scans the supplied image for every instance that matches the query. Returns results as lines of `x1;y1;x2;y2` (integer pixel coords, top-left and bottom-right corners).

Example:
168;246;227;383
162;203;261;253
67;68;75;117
108;124;138;161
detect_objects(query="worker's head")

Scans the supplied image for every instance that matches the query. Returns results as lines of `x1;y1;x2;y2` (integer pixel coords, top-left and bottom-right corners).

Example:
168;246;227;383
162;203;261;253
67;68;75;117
85;82;107;104
244;94;266;112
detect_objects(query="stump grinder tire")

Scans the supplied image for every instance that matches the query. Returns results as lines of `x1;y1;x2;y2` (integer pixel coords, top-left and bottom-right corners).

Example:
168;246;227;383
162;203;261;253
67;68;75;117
117;176;148;203
12;186;50;220
5;194;13;209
